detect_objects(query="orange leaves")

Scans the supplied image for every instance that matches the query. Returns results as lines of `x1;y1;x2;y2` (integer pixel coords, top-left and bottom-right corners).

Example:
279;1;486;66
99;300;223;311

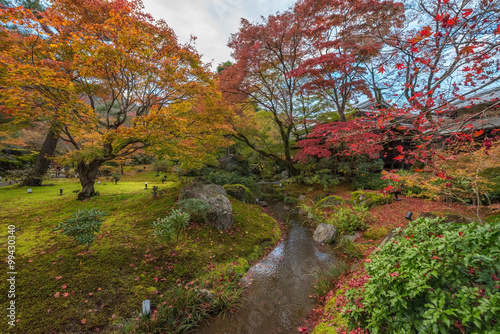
473;129;484;137
460;45;475;56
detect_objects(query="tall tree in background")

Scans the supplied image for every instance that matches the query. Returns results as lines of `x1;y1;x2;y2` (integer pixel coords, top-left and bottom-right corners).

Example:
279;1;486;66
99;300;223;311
290;0;404;122
0;0;56;186
379;0;500;114
220;10;315;176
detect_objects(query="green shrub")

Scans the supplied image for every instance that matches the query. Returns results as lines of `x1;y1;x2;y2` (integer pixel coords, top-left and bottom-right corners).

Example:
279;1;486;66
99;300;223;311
176;199;210;223
331;205;369;235
203;169;261;194
341;237;363;259
351;190;392;208
343;217;500;333
284;196;298;205
151;186;164;199
352;172;388;191
302;169;340;191
52;209;106;251
153;209;190;243
153;159;170;172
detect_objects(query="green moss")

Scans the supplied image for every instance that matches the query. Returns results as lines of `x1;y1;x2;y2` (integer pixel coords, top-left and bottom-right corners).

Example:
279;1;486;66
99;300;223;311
0;174;279;333
363;226;389;240
223;184;256;203
312;293;347;334
316;195;345;208
351;190;392;208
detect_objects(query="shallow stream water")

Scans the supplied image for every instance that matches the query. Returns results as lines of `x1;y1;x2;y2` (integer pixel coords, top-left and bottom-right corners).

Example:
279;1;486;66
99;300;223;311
194;202;339;334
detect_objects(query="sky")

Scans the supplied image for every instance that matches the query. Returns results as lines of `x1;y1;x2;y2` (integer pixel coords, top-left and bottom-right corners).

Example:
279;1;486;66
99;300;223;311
141;0;295;70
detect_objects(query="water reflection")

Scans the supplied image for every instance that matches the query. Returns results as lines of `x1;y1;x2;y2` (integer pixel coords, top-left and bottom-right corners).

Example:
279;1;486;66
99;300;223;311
194;202;339;334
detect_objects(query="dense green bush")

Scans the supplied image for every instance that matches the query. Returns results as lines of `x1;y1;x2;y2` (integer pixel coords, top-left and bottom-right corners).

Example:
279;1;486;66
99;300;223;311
203;169;261;194
284;196;298;205
153;209;190;243
343;217;500;333
52;209;107;250
330;205;370;235
153;159;170;172
301;169;340;191
176;199;210;223
352;172;388;191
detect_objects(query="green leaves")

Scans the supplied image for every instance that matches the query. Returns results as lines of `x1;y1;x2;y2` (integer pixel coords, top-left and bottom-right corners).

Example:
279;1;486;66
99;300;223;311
52;208;106;250
343;217;500;333
152;209;190;243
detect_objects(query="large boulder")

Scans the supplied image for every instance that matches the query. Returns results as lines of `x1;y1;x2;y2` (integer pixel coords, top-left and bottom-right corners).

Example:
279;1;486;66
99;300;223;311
313;223;337;244
179;181;234;230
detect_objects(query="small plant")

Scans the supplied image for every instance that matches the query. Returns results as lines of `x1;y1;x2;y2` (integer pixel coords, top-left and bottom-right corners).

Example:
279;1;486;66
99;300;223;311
338;237;363;259
153;209;190;243
302;169;340;191
176;198;210;223
283;196;298;205
52;208;106;251
331;205;369;235
151;186;164;199
312;261;348;297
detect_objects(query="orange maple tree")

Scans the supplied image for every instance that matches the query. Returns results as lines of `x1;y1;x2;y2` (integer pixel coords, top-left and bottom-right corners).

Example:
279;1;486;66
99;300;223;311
0;0;230;198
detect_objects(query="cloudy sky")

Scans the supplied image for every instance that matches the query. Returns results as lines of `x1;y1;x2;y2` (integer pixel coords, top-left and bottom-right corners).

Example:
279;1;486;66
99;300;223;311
142;0;295;70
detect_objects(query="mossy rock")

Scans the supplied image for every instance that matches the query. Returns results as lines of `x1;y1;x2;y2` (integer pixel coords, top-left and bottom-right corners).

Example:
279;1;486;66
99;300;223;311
363;226;389;240
223;184;255;203
350;191;392;208
316;195;345;208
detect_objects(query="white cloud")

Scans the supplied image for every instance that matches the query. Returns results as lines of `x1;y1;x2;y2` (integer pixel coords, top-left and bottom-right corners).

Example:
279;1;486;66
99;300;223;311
141;0;295;69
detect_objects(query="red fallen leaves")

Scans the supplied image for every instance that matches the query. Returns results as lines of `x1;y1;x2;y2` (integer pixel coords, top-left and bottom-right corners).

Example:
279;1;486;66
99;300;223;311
298;326;307;332
390;272;400;277
81;318;86;325
432;256;439;260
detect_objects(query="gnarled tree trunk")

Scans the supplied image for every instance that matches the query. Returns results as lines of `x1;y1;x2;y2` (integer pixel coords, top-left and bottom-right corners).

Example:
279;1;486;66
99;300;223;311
77;160;102;200
23;127;60;187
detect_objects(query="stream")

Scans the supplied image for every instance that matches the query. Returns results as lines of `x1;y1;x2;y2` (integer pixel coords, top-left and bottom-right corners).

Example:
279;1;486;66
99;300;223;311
194;202;340;334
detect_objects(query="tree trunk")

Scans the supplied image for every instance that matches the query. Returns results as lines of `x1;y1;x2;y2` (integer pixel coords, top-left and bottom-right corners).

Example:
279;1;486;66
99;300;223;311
77;160;101;200
23;127;60;186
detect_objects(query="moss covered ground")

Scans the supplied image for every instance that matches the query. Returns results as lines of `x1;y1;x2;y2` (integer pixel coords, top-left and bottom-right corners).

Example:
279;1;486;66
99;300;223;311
0;170;279;333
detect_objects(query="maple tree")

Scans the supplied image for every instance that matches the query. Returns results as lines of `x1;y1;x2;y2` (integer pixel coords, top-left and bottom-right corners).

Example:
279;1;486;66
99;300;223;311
1;0;229;198
290;0;404;122
220;9;317;176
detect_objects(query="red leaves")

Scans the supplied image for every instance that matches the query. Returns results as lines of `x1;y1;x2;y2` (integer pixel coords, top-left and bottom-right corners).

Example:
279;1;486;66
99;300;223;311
419;26;432;38
494;25;500;35
395;63;406;70
378;65;386;74
394;155;404;161
298;326;307;332
461;9;473;17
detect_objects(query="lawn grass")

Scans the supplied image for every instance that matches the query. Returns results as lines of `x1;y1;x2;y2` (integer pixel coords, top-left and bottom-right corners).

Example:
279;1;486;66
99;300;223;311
0;173;279;333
